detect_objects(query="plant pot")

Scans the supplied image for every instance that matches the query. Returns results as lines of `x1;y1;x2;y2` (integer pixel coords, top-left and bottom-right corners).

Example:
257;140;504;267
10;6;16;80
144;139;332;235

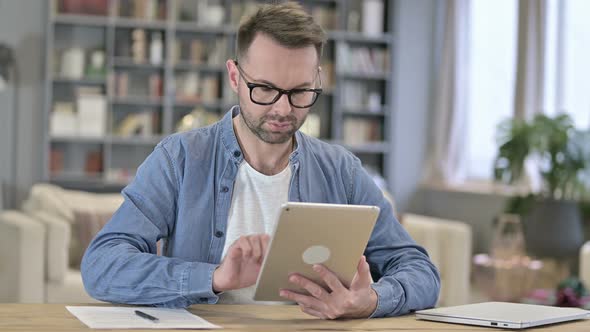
522;199;584;259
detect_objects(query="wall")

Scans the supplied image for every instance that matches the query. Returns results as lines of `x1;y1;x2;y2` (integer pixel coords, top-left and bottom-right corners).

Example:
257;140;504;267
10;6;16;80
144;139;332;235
391;0;508;255
390;0;438;214
0;0;46;209
409;188;509;254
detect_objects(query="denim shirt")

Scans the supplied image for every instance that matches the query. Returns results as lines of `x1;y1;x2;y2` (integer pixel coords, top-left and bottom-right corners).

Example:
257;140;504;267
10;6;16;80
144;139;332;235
81;106;440;318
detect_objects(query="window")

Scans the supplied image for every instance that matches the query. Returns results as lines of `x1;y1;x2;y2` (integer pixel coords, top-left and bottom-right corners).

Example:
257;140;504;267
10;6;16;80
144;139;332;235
466;0;518;180
560;0;590;129
464;0;590;181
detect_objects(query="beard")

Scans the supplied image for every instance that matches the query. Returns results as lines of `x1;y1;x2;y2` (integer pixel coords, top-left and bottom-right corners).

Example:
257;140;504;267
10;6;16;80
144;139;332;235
238;99;307;144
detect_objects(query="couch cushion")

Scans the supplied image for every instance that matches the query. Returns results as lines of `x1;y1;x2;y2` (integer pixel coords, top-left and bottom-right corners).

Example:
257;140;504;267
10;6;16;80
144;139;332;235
71;210;114;268
22;184;123;223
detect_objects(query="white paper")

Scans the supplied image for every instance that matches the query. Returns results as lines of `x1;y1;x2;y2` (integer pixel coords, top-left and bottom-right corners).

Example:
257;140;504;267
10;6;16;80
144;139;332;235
66;306;221;330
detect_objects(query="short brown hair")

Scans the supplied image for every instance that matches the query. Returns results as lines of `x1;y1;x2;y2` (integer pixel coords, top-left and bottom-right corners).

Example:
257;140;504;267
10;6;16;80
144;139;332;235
236;1;326;62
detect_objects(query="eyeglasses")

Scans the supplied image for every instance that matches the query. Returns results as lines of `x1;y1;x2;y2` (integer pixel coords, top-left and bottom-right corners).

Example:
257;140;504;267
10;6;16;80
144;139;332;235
234;60;322;108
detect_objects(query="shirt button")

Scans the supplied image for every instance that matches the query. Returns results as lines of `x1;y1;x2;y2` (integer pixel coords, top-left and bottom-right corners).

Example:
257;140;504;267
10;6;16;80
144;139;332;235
233;150;241;157
221;186;229;193
215;230;224;238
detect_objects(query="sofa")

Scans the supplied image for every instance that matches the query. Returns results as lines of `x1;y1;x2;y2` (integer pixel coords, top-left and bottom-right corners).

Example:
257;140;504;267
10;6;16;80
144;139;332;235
581;242;590;288
0;184;122;303
1;183;476;305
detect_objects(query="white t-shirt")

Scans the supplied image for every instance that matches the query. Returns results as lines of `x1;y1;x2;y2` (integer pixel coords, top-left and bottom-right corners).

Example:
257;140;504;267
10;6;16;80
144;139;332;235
217;161;291;304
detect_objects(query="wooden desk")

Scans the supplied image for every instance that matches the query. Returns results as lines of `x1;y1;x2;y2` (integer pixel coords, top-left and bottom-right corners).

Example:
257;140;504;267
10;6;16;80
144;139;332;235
0;304;588;331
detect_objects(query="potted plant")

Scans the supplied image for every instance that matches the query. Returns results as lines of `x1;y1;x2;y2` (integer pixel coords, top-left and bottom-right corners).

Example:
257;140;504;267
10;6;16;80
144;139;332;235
493;113;590;259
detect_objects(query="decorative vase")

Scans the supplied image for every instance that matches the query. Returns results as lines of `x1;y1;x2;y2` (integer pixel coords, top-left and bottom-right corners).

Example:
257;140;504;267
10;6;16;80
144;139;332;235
491;214;526;260
522;199;584;259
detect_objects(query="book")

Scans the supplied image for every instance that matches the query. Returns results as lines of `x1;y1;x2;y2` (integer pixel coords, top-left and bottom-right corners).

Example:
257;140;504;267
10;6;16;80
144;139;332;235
77;93;107;138
200;76;219;102
85;150;103;175
190;40;204;64
49;148;64;174
50;102;77;137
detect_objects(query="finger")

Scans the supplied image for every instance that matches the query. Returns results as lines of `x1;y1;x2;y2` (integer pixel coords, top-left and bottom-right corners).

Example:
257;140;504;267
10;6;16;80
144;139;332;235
247;235;262;260
288;274;329;300
222;246;242;276
299;304;327;319
228;246;242;261
351;256;372;290
312;265;346;293
279;289;325;311
261;234;271;256
238;236;253;258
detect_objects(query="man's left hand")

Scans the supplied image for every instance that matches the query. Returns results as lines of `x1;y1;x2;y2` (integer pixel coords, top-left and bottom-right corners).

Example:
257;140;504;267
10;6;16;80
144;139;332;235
279;256;378;320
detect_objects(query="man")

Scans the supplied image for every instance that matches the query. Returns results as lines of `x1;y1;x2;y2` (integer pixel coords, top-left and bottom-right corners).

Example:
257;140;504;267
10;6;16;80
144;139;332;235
81;2;440;319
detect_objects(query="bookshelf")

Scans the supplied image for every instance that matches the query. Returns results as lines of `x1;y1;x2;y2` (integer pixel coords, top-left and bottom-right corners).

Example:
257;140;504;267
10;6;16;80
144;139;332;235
44;0;396;191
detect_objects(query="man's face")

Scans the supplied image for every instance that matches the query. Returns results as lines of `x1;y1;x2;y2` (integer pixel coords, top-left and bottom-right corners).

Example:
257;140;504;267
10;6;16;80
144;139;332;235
228;34;320;144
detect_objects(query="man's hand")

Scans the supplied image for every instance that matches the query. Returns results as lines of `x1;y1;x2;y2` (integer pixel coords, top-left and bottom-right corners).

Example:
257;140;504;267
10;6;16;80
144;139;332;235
212;234;270;292
279;256;378;320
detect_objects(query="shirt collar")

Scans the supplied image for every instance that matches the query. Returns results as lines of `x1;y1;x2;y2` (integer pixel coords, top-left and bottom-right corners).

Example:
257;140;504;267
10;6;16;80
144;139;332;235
220;105;302;164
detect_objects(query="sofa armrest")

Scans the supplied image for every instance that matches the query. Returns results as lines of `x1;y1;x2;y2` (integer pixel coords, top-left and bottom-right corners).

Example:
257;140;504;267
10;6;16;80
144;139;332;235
28;211;71;284
402;214;472;306
580;241;590;288
0;211;45;302
438;220;472;306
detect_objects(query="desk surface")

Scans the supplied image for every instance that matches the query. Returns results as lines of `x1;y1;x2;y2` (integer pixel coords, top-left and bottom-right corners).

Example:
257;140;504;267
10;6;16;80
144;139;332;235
0;304;588;332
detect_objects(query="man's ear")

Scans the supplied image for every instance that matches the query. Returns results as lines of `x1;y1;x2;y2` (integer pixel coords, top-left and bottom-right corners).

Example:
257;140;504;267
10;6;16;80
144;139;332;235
226;59;239;93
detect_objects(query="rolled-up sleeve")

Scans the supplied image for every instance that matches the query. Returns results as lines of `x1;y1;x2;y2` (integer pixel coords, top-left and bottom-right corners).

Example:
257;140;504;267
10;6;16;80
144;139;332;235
81;141;219;307
350;162;441;317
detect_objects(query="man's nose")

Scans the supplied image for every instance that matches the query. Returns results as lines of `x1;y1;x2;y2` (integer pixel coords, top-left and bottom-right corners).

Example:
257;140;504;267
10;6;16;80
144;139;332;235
271;93;292;116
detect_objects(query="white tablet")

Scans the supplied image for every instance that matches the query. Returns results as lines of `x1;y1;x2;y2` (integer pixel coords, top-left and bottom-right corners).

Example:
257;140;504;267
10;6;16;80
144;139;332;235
253;202;380;301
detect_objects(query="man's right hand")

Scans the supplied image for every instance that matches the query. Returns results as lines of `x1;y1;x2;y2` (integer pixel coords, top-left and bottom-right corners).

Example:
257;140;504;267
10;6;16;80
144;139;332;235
212;234;271;293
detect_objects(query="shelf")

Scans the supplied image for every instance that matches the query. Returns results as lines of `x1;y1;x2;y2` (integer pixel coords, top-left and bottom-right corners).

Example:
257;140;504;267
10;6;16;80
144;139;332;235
173;62;225;72
113;57;164;69
50;172;105;186
328;31;394;44
174;22;235;35
108;136;162;145
111;96;164;107
52;77;106;85
338;71;390;81
50;136;106;144
342;105;388;116
114;17;167;29
50;175;128;192
335;141;390;154
174;100;229;109
53;14;109;27
45;0;396;190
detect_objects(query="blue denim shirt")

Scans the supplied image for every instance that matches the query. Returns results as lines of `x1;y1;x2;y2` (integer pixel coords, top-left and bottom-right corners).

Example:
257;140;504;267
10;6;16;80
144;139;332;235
81;106;440;318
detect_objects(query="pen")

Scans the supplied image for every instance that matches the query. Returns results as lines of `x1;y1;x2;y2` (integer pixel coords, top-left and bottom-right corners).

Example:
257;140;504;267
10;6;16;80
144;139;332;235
135;310;159;323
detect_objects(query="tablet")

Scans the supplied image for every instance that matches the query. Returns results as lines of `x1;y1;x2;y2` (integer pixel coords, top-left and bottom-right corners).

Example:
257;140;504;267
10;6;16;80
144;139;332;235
253;202;380;301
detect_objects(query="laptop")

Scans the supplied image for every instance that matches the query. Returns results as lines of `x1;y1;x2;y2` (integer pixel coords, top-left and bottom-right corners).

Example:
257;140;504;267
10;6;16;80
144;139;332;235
416;302;590;329
253;202;380;301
